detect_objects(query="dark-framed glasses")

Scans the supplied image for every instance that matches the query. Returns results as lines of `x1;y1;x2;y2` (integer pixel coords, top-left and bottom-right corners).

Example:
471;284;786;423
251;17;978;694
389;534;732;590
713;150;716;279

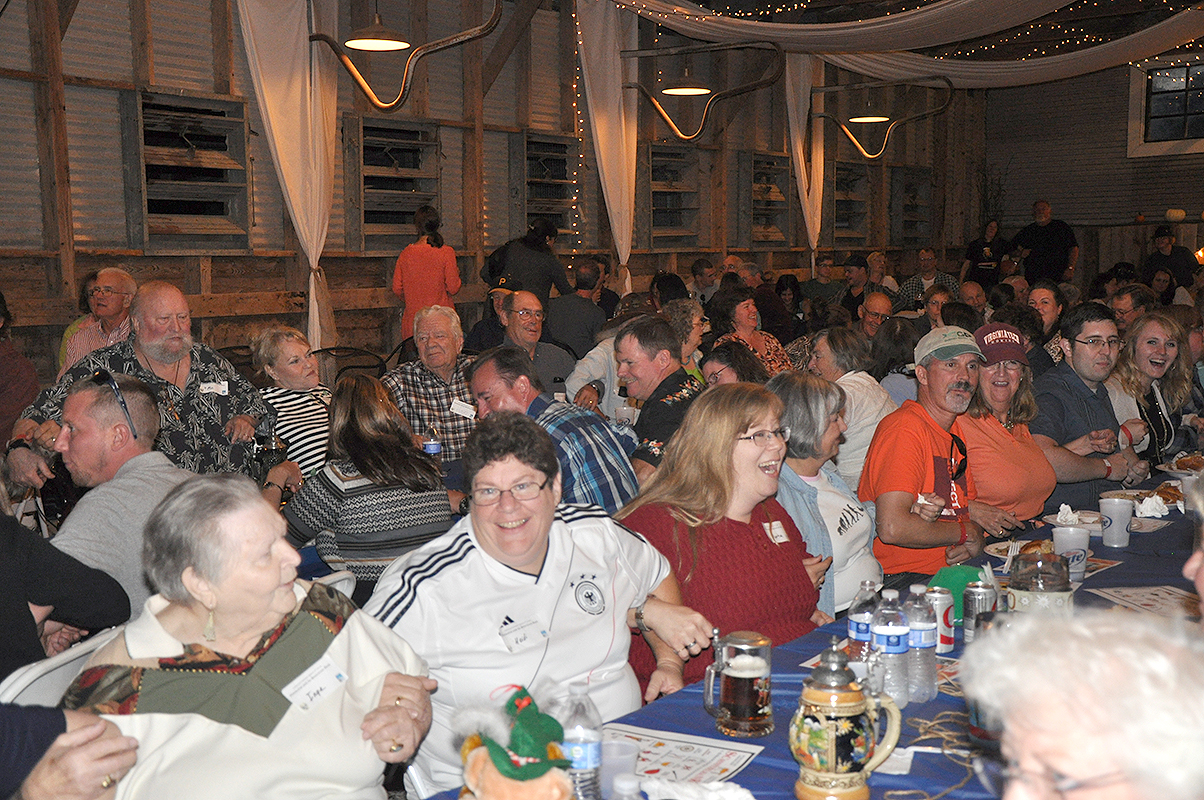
738;427;791;446
950;432;967;481
1072;336;1122;350
89;369;138;440
973;754;1126;799
471;477;550;506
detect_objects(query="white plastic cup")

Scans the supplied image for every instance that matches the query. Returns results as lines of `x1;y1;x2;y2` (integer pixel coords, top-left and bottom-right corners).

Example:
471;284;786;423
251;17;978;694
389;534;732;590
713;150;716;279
1099;497;1133;548
600;740;640;800
1052;526;1090;582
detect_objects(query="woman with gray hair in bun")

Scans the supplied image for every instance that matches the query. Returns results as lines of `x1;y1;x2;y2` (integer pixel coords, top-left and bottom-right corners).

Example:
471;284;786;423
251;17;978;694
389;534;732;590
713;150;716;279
961;610;1204;800
61;473;435;800
767;372;882;616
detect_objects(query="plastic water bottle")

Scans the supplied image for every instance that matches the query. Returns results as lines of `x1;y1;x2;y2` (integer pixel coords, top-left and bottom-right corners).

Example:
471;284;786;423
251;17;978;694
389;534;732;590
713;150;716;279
846;580;878;662
611;774;643;800
554;683;603;800
422;424;443;473
870;588;910;709
904;584;938;704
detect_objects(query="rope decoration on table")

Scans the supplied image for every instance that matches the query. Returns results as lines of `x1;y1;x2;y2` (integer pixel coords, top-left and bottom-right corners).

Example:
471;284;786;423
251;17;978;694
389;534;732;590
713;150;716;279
882;711;976;800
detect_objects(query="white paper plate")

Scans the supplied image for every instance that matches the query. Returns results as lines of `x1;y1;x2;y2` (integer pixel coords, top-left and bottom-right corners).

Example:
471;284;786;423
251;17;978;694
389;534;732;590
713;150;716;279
1041;510;1103;531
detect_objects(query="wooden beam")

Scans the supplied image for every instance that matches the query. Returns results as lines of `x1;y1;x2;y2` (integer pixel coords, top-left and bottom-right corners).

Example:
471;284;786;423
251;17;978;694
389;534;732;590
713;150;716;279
130;0;154;87
462;0;486;276
558;0;575;134
211;0;233;95
28;0;74;299
409;0;430;116
481;0;542;96
350;0;372;115
57;0;81;37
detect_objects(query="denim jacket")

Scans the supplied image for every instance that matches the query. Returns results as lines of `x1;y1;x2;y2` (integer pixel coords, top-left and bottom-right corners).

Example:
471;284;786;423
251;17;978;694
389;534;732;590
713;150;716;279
777;462;876;616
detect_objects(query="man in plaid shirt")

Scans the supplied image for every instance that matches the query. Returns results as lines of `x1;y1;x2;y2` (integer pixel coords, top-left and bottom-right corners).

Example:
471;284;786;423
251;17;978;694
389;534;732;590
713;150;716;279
382;305;477;461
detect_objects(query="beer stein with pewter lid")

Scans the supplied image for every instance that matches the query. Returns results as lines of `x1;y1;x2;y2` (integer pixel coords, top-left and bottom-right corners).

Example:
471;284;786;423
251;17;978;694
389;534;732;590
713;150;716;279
703;630;774;737
790;637;901;800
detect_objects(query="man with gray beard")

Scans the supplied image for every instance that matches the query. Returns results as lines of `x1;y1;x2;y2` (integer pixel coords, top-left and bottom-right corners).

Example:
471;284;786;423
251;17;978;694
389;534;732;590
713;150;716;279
7;281;268;483
857;327;987;591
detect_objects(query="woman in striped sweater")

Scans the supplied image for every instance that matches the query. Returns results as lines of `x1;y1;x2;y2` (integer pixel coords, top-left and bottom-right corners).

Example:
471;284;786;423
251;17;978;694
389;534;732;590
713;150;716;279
251;326;331;477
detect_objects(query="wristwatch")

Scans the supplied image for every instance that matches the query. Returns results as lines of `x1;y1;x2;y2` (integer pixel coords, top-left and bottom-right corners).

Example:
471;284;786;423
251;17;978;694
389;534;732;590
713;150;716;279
4;438;31;457
458;495;471;516
634;601;650;632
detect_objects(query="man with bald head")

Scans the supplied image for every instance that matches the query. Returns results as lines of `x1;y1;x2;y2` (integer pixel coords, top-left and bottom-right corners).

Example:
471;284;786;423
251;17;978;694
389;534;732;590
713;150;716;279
7;281;269;485
857;292;893;339
59;268;138;379
959;281;987;317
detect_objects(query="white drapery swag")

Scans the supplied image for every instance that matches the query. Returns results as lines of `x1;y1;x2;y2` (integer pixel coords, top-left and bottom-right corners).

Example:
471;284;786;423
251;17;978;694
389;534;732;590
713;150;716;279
237;0;339;348
576;0;1204;260
576;0;640;267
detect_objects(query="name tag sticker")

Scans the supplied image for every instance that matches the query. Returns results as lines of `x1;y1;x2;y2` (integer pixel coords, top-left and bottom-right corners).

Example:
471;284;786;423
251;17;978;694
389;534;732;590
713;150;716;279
763;520;789;544
499;619;547;654
450;398;476;420
199;381;229;396
281;654;347;711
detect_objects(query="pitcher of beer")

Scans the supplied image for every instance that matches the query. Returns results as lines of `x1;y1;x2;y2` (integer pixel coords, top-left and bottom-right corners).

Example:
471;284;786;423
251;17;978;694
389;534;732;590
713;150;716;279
703;630;774;737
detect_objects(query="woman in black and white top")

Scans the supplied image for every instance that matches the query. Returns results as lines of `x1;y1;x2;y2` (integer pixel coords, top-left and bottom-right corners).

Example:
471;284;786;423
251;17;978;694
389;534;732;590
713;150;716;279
251;326;331;477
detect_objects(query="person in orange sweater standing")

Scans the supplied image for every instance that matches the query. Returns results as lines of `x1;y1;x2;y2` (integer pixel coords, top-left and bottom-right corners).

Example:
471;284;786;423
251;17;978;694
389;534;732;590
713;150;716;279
392;205;462;340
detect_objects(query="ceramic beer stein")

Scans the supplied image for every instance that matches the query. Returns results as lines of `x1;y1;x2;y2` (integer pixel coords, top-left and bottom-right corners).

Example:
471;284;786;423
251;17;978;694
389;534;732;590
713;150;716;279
703;630;774;737
790;638;901;800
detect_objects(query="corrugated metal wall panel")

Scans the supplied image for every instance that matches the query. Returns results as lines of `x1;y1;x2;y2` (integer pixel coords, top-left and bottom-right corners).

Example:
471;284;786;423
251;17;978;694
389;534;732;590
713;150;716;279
64;85;126;246
0;79;42;247
986;66;1204;229
424;2;464;121
440;126;465;250
529;9;559;132
327;115;347;253
61;0;133;82
481;3;517;129
150;0;213;92
482;129;510;249
0;0;31;72
231;10;283;251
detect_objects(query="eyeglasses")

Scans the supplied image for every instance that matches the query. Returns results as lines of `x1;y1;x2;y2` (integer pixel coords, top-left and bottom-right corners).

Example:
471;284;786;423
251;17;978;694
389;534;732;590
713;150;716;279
973;755;1126;800
512;309;544;321
705;365;730;386
985;360;1024;372
89;286;129;298
471;477;550;506
950;432;967;482
1072;337;1123;350
863;310;890;322
89;369;138;439
738;427;791;447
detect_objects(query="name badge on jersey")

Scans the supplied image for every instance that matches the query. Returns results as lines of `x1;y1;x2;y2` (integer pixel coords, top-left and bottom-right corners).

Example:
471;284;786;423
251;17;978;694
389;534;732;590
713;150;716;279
281;654;347;711
450;398;476;420
199;380;229;396
499;618;547;654
763;520;789;544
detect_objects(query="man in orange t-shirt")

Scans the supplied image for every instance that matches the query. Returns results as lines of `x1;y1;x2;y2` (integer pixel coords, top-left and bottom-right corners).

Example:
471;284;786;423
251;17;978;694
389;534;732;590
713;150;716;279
859;327;988;591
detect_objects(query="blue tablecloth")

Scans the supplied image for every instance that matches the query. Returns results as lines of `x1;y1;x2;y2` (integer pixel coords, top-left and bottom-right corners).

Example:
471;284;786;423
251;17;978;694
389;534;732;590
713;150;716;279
427;506;1199;800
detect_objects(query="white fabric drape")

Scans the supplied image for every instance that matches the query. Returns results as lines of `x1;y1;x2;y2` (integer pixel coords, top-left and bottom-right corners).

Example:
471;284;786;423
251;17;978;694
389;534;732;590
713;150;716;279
825;7;1204;88
577;0;640;267
237;0;339;348
784;54;823;261
615;0;1072;51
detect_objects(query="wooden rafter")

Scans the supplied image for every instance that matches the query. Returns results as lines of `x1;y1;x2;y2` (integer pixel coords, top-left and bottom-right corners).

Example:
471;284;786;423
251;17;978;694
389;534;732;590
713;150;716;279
482;0;543;95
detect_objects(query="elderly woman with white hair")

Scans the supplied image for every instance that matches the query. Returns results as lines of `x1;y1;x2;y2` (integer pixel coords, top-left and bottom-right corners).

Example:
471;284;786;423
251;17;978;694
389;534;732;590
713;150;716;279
766;371;882;615
62;473;435;800
960;610;1204;800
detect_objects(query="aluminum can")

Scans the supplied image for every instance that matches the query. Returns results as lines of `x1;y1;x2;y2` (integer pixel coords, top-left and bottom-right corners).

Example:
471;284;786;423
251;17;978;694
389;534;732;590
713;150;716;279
925;586;955;654
962;582;998;645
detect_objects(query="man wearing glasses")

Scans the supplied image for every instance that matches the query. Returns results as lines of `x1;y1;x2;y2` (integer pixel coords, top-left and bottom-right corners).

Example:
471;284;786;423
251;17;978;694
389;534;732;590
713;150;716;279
1030;303;1149;514
500;290;576;395
7;281;269;485
366;413;710;798
859;327;987;591
857;291;893;340
58;268;137;379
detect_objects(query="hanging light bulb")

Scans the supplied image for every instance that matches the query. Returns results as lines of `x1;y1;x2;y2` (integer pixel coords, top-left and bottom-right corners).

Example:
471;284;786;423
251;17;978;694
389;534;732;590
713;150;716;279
662;65;711;96
344;1;409;52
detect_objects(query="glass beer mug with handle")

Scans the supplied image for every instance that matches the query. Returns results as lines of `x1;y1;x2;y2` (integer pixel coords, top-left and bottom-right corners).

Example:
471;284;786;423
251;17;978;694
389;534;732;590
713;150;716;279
703;630;774;737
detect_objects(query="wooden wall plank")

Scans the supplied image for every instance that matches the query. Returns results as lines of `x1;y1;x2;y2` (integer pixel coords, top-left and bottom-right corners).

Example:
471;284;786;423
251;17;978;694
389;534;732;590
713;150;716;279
211;0;232;95
130;0;153;87
409;0;429;117
461;0;485;277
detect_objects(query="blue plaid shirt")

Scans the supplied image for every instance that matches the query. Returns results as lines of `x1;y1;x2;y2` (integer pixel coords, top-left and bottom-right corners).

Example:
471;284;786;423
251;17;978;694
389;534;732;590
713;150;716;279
528;394;639;514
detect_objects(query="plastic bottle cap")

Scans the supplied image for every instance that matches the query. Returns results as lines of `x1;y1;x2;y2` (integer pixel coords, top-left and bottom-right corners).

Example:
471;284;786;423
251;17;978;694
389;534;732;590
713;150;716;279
910;584;928;594
613;774;641;795
881;588;898;600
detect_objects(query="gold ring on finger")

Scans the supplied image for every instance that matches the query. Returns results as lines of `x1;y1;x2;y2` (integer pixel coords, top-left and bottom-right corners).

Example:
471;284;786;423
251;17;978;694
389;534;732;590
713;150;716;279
389;740;403;753
102;774;115;789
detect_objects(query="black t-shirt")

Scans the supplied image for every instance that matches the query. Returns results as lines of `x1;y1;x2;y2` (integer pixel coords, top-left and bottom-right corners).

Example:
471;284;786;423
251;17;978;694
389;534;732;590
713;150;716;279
1143;246;1198;289
1013;220;1077;283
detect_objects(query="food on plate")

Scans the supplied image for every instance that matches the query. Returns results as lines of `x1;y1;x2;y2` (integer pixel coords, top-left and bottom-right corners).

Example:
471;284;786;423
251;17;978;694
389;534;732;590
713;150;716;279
1055;504;1081;525
1173;452;1204;472
1155;483;1184;505
1020;539;1055;555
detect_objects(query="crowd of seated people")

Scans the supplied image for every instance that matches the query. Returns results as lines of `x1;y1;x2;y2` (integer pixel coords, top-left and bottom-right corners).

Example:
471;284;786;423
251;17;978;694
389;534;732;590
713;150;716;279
4;217;1204;799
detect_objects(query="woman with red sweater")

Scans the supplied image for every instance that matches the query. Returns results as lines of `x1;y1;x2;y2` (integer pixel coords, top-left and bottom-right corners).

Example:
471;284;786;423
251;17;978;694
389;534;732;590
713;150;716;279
617;383;832;693
392;205;461;339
